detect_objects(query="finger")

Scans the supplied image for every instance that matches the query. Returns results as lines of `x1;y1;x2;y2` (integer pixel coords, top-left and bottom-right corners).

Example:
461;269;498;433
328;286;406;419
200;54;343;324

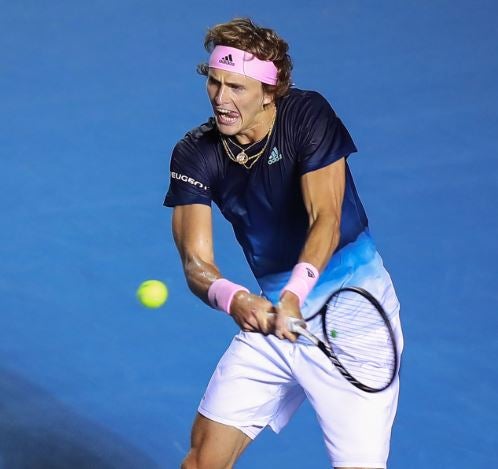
266;312;276;331
270;303;282;332
244;315;260;332
275;321;297;342
257;318;271;335
234;311;259;332
282;329;298;343
274;315;293;341
261;308;280;334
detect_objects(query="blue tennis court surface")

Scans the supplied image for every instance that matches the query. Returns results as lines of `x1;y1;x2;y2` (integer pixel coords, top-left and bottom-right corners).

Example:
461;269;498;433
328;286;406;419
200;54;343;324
1;1;497;467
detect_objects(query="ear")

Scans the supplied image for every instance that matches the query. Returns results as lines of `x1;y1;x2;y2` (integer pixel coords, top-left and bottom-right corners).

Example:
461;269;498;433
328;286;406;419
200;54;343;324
262;90;274;106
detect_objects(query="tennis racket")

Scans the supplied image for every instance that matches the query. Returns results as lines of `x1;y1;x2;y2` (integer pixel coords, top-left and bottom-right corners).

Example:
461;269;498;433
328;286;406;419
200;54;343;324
271;286;398;393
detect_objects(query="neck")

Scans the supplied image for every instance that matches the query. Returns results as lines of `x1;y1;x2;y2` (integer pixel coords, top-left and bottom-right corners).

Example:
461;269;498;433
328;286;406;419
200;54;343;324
234;104;275;145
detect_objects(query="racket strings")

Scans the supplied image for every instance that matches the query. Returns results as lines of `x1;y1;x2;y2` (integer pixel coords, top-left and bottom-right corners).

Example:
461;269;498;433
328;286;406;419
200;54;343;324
325;292;396;388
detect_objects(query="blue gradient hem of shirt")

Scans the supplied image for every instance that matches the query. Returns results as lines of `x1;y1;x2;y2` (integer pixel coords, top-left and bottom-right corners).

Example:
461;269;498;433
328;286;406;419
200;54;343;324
256;230;379;318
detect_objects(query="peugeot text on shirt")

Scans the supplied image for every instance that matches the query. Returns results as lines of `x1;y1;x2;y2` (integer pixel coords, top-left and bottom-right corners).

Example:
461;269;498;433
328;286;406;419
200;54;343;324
171;171;209;190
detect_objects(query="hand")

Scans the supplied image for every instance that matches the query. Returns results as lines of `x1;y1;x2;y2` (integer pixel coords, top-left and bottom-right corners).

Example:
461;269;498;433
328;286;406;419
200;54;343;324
272;291;304;342
229;290;274;334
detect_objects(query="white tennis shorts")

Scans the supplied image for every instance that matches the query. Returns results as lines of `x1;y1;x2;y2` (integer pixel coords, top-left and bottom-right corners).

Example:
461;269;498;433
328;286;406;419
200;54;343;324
198;283;403;467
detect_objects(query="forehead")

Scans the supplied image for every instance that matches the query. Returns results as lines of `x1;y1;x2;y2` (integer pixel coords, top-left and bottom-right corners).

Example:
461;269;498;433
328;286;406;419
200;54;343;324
208;67;262;87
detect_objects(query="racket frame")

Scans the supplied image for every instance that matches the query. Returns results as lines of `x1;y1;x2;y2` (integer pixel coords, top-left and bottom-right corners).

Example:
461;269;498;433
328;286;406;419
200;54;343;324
318;286;398;393
272;286;399;393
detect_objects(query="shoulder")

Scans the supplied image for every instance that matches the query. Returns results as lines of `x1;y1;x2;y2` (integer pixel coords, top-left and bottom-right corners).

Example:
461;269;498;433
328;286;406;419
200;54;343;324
277;88;338;143
173;117;219;158
280;88;335;110
186;117;218;141
278;88;336;124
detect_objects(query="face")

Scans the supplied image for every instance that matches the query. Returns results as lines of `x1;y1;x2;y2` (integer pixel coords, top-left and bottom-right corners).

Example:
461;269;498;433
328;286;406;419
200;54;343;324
207;68;273;139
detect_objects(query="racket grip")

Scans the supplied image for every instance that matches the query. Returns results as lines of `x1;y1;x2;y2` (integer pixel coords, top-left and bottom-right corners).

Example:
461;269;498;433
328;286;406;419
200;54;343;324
267;312;307;332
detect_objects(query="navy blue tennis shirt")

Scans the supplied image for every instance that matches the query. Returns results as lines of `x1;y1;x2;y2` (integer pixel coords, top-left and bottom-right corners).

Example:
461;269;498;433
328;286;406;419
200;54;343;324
164;88;368;281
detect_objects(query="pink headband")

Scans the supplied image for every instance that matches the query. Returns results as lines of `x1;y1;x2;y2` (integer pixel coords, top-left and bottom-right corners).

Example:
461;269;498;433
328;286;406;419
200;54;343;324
208;45;278;85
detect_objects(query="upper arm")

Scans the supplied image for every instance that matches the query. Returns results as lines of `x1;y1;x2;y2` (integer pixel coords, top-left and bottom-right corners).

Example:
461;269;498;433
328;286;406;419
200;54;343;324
300;157;346;225
172;204;215;266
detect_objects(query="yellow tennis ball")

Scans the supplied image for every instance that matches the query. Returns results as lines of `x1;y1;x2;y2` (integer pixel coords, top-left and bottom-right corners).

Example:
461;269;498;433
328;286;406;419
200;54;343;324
137;280;168;308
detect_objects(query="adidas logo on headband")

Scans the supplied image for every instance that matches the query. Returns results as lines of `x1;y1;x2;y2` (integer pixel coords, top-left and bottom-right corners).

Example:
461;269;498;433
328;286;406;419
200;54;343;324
219;54;235;66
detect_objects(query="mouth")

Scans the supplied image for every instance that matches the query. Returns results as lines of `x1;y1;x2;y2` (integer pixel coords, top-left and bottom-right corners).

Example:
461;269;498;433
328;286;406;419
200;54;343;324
215;107;240;126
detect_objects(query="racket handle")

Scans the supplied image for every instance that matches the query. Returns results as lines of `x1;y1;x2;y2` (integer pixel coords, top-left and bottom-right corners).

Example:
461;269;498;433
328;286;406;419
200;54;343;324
267;313;320;346
266;312;307;332
292;324;320;345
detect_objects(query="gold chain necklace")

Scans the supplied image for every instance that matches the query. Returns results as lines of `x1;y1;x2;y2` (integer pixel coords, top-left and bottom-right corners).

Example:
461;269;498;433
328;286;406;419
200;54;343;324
221;106;277;170
227;134;263;156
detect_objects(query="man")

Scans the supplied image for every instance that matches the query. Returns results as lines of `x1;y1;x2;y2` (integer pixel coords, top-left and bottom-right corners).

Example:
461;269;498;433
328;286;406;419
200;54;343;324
164;17;403;469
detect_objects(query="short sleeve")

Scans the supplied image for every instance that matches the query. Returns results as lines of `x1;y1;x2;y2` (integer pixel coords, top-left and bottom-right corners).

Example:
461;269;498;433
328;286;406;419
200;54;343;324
297;92;357;174
163;138;212;207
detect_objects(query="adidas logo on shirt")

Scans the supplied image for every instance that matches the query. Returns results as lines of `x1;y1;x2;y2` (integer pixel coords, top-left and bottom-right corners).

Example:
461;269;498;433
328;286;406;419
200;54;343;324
268;147;283;165
219;54;235;66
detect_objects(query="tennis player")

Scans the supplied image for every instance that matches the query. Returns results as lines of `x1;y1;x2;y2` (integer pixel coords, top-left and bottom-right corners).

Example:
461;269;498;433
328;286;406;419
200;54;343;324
164;17;403;469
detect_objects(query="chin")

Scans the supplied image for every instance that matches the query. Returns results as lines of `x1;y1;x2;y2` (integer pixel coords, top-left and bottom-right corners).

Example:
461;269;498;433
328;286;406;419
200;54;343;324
215;121;240;136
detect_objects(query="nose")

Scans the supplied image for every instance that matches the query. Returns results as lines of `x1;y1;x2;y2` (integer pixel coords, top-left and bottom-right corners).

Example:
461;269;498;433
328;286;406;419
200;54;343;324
214;85;225;105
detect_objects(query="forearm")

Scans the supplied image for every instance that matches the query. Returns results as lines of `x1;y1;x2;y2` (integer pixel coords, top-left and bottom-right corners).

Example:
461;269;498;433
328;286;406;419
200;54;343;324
182;254;251;315
171;206;272;329
182;253;221;305
297;158;345;273
298;213;340;272
279;213;340;310
182;252;273;332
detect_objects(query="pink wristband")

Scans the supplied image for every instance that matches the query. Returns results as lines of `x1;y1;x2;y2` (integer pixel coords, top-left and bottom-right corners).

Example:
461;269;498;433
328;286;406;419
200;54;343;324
208;278;249;314
281;262;320;307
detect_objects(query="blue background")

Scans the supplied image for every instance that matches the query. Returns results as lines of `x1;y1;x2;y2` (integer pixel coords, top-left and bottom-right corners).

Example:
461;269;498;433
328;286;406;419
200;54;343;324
1;1;497;467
